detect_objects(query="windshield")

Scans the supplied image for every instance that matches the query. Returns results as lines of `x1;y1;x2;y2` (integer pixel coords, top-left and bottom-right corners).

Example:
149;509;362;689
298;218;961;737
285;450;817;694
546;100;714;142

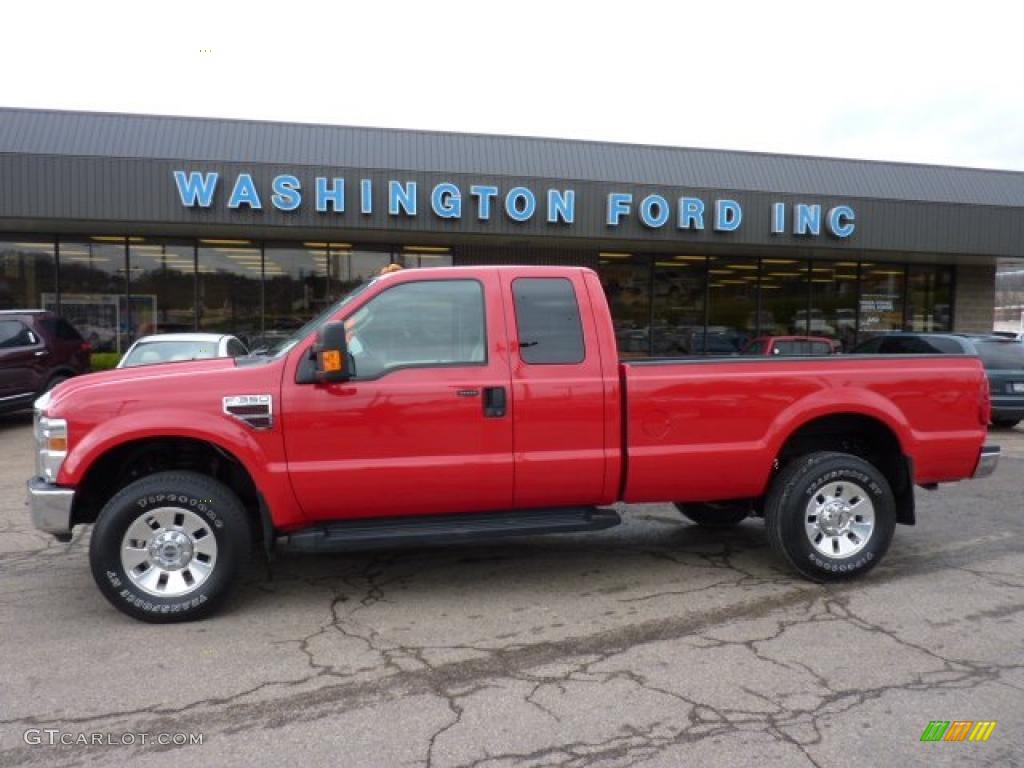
974;340;1024;370
122;340;220;367
265;279;376;357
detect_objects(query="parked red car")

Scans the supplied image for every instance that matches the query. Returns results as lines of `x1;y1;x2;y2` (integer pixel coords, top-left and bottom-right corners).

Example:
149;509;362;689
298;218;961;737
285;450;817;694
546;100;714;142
742;335;841;356
28;267;997;621
0;310;91;414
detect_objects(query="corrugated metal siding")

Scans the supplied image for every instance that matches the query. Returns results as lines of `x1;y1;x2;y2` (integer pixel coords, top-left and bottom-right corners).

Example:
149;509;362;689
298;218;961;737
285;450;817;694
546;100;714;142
2;108;1023;206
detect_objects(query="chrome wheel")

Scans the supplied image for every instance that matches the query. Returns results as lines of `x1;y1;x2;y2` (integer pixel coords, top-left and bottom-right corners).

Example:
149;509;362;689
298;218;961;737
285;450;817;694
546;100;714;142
804;480;875;559
120;507;218;597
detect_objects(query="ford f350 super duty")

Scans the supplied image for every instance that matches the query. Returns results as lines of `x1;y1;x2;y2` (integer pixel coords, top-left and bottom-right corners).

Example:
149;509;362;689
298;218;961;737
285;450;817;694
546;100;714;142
28;266;999;621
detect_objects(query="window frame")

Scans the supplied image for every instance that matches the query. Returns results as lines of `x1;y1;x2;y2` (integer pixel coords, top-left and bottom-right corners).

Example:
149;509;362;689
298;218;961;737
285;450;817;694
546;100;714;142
340;278;489;381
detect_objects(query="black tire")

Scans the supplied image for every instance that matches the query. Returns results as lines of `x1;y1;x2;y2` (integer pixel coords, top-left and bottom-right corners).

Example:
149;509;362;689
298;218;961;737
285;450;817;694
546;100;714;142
674;501;751;528
89;471;252;622
764;451;895;582
991;418;1021;429
44;374;69;392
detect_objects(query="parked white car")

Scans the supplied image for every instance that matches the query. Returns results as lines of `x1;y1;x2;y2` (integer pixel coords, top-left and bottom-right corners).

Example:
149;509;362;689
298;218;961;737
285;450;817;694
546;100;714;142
117;333;248;368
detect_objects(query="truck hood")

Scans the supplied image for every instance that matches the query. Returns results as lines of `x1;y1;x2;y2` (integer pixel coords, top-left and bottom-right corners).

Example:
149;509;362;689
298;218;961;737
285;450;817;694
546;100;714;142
44;358;239;415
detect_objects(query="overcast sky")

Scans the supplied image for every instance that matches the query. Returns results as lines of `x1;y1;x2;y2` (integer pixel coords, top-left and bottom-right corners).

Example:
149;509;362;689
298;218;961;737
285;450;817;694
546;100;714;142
2;0;1022;171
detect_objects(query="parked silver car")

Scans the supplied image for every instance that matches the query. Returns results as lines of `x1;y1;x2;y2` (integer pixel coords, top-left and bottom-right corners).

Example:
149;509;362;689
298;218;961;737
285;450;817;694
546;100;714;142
117;333;248;368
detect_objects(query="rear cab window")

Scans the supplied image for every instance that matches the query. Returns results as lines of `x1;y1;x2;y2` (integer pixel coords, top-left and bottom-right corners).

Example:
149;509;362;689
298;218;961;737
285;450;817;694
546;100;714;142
511;278;585;364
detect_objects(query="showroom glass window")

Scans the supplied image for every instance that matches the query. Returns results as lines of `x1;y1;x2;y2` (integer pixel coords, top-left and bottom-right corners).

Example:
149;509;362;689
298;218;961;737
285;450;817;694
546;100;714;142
0;237;56;311
395;247;453;269
264;242;337;341
906;265;953;332
597;253;651;357
859;263;906;341
197;240;262;347
707;257;759;354
651;256;706;355
810;261;859;350
759;258;810;339
57;237;128;353
129;239;196;335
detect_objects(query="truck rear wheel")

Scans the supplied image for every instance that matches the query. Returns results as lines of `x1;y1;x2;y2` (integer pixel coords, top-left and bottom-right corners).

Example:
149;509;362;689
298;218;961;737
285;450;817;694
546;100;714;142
89;471;251;622
764;451;895;582
674;501;750;528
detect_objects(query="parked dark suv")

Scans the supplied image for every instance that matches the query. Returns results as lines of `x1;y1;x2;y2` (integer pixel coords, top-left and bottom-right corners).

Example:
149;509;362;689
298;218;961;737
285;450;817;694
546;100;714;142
0;311;91;414
853;332;1024;428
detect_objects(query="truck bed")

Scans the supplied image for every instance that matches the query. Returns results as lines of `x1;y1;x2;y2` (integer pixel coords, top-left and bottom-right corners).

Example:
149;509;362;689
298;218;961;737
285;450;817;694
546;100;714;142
620;354;988;504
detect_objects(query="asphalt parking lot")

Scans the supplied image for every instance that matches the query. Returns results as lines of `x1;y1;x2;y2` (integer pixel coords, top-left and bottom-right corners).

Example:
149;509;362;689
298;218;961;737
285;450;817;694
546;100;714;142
0;413;1021;768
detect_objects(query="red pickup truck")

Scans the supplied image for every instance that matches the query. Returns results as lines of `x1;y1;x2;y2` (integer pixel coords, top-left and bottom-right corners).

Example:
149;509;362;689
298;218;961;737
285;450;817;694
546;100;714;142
29;266;999;621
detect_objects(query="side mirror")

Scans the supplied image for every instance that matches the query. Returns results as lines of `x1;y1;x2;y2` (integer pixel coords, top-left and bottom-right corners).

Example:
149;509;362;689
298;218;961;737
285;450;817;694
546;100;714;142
311;322;351;383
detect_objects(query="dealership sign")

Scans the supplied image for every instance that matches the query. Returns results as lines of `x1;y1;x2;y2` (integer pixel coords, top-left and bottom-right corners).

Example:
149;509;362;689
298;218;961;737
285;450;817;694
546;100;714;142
173;171;856;238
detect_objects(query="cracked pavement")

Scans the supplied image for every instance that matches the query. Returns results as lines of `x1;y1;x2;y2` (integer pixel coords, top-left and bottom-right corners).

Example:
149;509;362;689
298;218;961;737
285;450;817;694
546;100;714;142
1;413;1022;767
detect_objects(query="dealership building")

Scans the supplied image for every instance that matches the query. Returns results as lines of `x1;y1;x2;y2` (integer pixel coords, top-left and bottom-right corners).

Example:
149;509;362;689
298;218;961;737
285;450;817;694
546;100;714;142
1;107;1022;355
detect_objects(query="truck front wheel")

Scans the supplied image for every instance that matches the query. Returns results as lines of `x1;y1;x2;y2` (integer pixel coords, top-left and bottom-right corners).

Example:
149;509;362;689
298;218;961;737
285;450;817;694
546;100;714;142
764;452;895;581
89;471;251;622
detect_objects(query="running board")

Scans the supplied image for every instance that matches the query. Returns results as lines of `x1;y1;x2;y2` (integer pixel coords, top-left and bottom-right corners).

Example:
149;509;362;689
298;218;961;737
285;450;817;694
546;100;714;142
278;506;622;553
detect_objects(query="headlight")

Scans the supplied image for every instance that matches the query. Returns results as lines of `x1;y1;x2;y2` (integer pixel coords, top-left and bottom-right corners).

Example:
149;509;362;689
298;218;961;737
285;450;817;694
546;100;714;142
35;412;68;483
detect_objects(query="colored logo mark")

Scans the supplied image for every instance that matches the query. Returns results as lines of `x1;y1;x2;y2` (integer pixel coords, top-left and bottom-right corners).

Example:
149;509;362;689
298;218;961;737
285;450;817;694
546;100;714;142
920;721;997;742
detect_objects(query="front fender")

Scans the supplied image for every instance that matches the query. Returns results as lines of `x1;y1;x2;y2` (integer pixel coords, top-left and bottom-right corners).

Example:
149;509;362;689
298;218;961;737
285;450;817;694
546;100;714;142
59;409;304;529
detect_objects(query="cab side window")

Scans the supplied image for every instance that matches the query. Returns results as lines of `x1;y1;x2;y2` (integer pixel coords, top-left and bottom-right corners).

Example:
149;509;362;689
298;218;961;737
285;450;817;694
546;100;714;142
512;277;585;364
345;280;485;379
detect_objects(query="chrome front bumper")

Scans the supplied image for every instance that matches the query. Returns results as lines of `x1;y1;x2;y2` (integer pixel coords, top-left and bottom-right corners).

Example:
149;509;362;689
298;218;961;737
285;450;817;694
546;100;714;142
27;477;75;539
973;445;1001;479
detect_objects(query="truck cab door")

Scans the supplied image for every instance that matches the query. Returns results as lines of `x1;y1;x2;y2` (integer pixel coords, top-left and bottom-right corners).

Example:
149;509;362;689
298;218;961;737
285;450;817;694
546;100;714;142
282;272;514;521
500;270;617;508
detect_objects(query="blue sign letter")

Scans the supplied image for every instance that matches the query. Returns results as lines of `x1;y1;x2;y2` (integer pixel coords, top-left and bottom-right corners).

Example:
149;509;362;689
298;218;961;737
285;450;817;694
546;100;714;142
389;181;418;216
271;175;302;211
505;187;536;222
607;193;632;226
547;189;575;224
794;204;822;235
360;179;373;214
228;173;262;210
771;202;786;234
173;170;218;208
315;177;345;213
470;185;499;220
826;205;856;238
714;199;742;231
432;182;462;219
639;194;670;228
677;197;705;230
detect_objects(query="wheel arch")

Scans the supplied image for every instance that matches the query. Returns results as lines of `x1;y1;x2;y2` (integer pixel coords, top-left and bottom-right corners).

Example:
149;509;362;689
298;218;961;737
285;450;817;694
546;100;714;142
774;411;915;525
70;436;266;539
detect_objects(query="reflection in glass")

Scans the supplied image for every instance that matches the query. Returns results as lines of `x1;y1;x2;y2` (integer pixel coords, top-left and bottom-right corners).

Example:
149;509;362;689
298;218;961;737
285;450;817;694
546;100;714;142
264;242;336;341
652;256;705;354
907;265;953;332
0;238;56;311
859;263;905;341
197;240;262;347
810;261;858;350
57;237;128;353
129;240;196;336
706;257;758;354
760;258;810;338
597;253;651;357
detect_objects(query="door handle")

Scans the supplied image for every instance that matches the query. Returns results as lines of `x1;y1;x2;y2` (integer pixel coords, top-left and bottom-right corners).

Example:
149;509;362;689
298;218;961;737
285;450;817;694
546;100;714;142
483;386;507;418
34;350;47;357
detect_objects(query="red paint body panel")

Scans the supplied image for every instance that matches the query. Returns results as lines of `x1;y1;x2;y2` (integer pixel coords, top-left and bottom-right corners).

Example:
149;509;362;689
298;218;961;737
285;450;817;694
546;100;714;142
621;356;988;503
43;265;989;534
